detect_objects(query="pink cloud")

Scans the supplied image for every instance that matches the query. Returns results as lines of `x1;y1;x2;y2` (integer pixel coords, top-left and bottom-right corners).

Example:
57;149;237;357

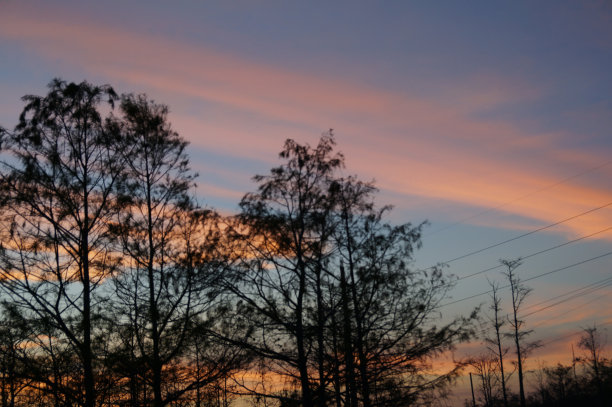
1;6;611;239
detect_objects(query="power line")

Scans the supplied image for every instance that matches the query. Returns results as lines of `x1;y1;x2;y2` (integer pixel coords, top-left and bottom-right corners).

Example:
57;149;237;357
426;158;612;237
477;291;611;341
523;275;612;312
441;200;612;265
523;251;612;284
456;225;612;281
539;320;612;348
438;250;612;309
521;278;612;318
531;293;611;330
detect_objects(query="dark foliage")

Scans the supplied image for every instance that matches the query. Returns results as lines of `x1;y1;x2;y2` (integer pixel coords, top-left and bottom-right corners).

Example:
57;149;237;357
1;80;480;407
222;134;475;407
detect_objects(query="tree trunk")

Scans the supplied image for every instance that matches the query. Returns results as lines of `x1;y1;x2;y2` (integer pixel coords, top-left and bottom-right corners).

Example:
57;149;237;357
330;309;342;407
340;265;357;407
296;259;313;407
510;281;526;407
491;286;508;407
147;173;163;407
343;212;372;407
315;268;327;407
82;180;96;407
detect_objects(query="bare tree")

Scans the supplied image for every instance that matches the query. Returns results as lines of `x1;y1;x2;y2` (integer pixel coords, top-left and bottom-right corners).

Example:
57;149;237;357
484;281;509;407
467;355;498;407
501;259;539;407
577;325;608;405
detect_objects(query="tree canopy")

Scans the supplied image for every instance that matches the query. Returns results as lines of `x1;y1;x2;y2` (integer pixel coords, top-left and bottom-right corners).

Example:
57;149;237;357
0;79;501;407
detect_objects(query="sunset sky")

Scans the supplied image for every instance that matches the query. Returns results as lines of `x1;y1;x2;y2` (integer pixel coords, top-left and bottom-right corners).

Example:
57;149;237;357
1;0;611;392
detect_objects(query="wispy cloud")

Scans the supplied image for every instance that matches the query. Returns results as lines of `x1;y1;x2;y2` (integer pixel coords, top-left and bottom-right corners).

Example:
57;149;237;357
1;7;611;237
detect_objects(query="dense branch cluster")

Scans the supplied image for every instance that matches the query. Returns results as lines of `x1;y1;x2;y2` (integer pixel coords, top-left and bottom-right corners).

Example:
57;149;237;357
0;79;475;407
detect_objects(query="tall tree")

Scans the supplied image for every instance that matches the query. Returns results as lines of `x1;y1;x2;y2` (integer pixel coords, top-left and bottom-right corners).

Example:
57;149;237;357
502;259;539;407
467;355;498;407
224;134;475;407
225;135;342;407
0;79;124;407
485;281;509;407
577;325;608;406
108;94;241;407
332;175;473;406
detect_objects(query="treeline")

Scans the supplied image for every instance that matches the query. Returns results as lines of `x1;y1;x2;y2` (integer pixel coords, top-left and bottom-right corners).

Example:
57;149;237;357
466;325;611;407
465;259;611;407
0;79;475;407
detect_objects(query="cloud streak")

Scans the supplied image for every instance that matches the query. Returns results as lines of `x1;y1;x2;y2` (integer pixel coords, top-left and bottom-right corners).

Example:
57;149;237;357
1;7;611;237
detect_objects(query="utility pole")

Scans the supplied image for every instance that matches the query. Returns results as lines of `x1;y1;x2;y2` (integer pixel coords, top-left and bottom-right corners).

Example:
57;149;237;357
470;372;476;407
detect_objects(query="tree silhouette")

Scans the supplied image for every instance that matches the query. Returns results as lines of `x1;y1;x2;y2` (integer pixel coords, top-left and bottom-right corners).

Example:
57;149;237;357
502;259;539;407
223;135;342;407
577;325;609;406
0;79;492;406
223;134;475;407
107;94;242;406
0;303;32;407
332;175;473;406
483;280;510;407
0;79;124;407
